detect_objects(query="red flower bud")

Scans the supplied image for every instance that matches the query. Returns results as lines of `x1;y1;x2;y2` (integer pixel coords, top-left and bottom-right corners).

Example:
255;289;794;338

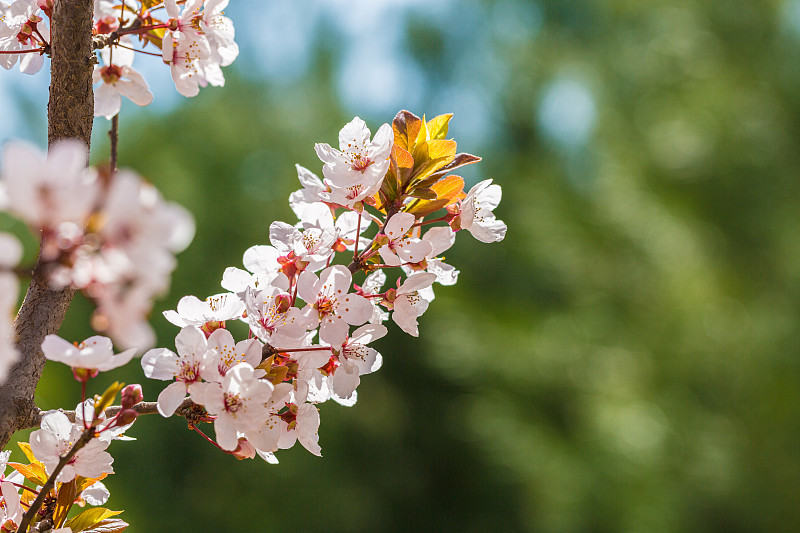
116;408;138;426
121;384;143;409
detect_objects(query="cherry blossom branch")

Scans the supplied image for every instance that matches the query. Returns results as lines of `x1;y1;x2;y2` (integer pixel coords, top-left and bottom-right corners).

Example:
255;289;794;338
22;399;205;429
92;17;142;50
0;0;95;451
0;49;45;55
16;427;94;533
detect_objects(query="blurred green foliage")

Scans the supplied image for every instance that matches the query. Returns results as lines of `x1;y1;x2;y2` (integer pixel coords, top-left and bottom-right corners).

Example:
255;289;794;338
13;0;800;531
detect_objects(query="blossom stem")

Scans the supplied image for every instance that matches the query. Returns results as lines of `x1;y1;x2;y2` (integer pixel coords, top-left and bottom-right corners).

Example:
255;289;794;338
116;23;170;36
109;114;119;173
33;29;49;48
188;423;224;451
114;42;163;57
411;215;450;229
270;346;333;354
353;212;362;260
291;277;299;307
348;208;402;273
9;482;38;495
16;427;94;533
80;381;88;430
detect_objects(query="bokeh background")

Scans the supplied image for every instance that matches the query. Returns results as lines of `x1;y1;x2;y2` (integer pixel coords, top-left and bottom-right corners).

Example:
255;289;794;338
3;0;800;531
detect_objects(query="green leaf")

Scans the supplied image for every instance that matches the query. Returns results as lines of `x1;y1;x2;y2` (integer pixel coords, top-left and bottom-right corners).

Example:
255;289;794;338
94;382;124;419
65;508;123;533
406;187;438;200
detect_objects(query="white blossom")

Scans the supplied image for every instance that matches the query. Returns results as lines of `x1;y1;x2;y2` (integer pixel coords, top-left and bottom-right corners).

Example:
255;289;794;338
30;411;113;483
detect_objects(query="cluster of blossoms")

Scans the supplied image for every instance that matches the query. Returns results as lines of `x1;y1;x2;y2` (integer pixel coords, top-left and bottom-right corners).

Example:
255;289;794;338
1;0;237;117
142;110;506;460
0;140;194;353
0;110;505;530
0;334;142;532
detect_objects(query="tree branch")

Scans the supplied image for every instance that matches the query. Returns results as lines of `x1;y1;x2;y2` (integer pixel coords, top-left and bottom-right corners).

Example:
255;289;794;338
0;0;95;450
22;399;209;429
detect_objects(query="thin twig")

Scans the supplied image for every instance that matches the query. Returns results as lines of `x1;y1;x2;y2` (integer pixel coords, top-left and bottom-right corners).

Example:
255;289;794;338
109;114;119;173
23;398;203;429
16;428;94;533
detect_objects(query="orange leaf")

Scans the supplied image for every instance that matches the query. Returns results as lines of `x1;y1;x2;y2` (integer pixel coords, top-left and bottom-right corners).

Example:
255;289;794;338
425;139;457;162
53;479;78;527
8;462;48;486
431;175;466;206
392;110;423;152
64;508;123;533
406;175;465;217
425;113;453;140
17;442;44;468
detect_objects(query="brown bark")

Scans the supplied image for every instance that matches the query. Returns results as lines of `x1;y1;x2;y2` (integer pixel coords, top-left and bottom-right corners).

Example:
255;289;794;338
0;0;94;449
47;0;95;147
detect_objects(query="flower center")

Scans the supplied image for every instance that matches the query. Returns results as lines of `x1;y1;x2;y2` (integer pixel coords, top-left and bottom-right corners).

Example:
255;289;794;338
101;64;123;84
178;360;200;383
350;154;373;173
314;295;336;318
223;392;243;414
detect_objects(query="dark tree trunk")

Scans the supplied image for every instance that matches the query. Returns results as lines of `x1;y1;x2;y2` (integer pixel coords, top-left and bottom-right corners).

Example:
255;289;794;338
0;0;94;449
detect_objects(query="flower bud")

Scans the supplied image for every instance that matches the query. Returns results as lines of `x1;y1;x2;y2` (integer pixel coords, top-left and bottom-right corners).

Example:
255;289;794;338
231;438;256;460
121;384;143;409
115;408;138;426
